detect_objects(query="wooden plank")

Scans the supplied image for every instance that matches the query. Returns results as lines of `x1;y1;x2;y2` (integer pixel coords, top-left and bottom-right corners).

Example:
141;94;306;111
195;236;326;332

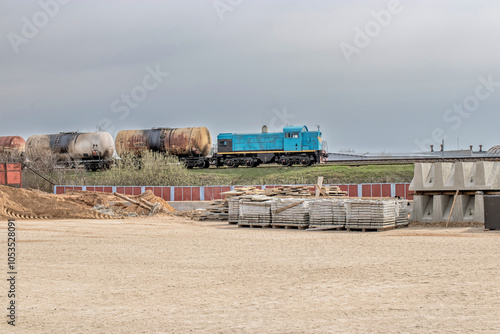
114;192;151;211
315;177;323;197
273;200;304;214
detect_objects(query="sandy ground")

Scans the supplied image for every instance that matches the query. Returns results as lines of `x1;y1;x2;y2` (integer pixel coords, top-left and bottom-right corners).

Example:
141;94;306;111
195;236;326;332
1;217;499;333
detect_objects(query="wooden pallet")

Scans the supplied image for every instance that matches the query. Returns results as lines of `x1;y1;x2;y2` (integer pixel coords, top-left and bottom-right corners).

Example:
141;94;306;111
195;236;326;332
238;224;271;228
345;225;395;232
272;224;309;230
307;225;345;231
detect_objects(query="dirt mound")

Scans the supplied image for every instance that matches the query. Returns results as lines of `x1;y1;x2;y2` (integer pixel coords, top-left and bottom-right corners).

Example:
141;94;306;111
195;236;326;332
0;186;174;220
66;190;109;206
0;185;111;220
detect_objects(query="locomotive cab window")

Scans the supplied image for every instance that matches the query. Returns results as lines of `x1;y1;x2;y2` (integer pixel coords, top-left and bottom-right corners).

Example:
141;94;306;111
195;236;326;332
285;133;291;138
219;141;227;147
292;133;299;138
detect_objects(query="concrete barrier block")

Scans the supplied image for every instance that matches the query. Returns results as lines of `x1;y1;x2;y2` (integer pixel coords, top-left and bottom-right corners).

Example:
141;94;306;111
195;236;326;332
410;163;425;191
474;193;484;223
487;162;500;189
436;195;453;222
410;192;485;224
412;161;500;191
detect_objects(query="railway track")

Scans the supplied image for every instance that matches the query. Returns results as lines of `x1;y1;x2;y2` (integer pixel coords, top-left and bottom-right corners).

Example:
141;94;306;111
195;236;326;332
203;156;500;169
35;156;500;171
324;156;500;166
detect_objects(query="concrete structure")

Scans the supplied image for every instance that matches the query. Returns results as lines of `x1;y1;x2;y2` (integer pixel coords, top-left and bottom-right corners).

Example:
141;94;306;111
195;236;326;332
409;162;500;223
168;201;212;211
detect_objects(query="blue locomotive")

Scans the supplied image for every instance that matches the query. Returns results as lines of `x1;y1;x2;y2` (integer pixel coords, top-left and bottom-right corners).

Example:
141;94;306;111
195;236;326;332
214;125;328;167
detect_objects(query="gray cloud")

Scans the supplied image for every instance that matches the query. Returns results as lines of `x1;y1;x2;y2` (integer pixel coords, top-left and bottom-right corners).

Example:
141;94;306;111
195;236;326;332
1;0;499;153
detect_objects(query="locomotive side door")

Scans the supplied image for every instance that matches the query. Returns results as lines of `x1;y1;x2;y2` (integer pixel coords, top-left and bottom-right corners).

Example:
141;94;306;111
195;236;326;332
284;131;302;151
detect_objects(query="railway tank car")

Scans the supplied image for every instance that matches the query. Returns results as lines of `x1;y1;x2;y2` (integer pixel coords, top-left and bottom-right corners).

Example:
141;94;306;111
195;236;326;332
26;132;115;171
214;125;328;167
0;136;25;156
115;127;211;168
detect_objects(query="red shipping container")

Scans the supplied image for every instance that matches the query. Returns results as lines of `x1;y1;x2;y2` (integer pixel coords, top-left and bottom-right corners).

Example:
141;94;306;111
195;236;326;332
161;187;171;201
362;184;371;197
395;184;405;198
191;187;201;201
371;184;382;197
204;187;214;201
182;187;192;201
348;185;357;197
381;184;392;197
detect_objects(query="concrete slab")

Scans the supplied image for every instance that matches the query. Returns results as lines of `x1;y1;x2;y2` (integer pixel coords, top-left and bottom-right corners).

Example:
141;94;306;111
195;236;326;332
168;201;212;211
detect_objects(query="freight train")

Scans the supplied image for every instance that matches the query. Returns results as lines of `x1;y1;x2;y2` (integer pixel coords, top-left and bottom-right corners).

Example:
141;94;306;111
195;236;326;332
1;124;327;170
114;125;327;168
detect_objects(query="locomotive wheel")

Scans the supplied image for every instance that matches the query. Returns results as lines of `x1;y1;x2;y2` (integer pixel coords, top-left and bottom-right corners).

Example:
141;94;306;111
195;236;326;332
244;158;255;167
196;159;205;168
300;157;310;166
203;160;210;168
281;158;291;166
225;159;239;168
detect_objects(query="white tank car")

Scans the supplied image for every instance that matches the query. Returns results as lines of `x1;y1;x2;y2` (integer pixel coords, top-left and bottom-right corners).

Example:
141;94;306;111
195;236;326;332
26;132;115;170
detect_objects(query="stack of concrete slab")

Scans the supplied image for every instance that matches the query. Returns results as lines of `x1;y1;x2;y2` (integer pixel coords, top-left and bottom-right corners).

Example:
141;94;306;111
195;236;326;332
238;196;273;227
271;198;311;229
309;199;346;228
228;198;240;224
410;162;500;223
345;199;397;229
396;200;410;227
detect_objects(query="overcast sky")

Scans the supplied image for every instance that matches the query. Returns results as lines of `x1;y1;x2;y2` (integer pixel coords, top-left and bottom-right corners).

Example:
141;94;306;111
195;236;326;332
1;0;499;153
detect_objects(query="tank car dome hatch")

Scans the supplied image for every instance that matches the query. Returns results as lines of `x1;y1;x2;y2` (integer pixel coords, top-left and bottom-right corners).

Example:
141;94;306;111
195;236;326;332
486;145;500;156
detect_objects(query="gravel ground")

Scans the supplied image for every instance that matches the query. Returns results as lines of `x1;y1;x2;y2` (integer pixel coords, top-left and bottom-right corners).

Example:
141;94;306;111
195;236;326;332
1;217;499;333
